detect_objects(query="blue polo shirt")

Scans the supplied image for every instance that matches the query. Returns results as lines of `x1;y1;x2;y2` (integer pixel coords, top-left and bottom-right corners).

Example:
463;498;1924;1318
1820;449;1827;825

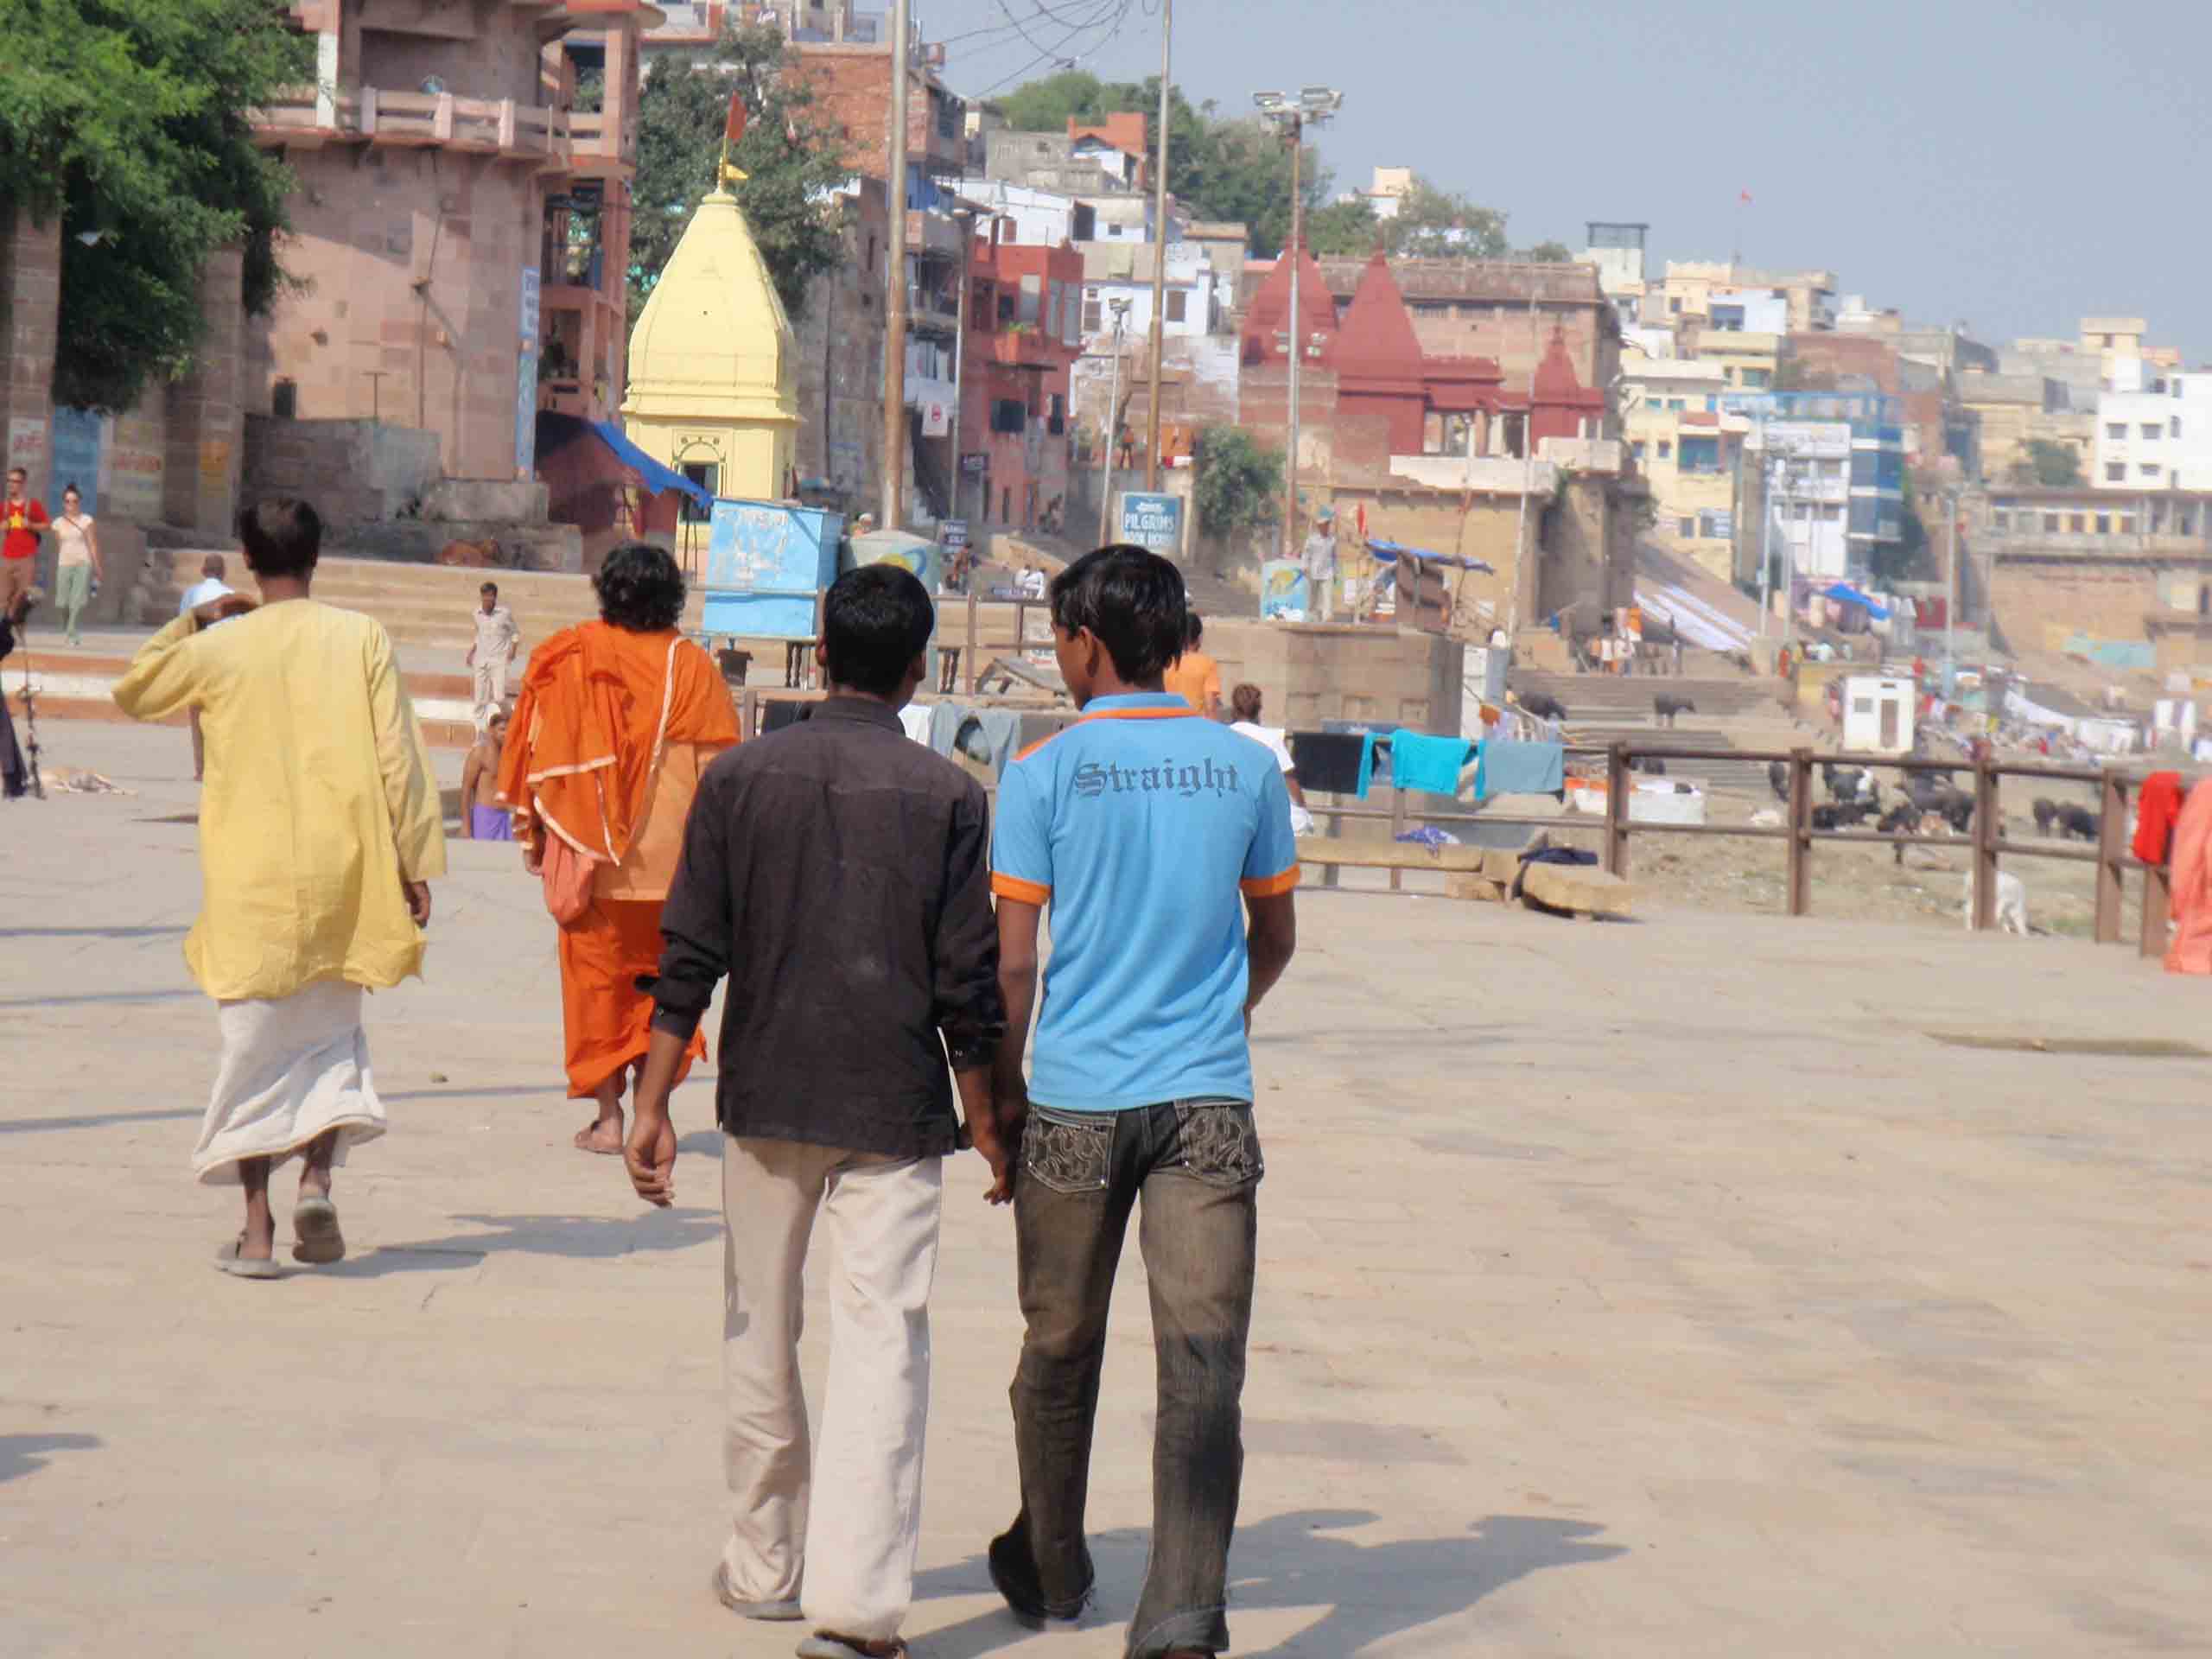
991;693;1300;1112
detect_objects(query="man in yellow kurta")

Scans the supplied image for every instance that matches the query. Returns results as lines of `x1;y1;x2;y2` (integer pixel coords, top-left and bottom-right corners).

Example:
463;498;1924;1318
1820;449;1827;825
112;498;447;1279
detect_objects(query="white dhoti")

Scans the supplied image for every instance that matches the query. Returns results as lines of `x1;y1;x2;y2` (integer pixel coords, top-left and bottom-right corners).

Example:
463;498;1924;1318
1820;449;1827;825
194;979;387;1185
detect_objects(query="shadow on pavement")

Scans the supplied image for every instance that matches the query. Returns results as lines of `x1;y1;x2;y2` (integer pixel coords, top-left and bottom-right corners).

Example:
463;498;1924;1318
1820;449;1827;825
0;1433;102;1485
0;925;189;940
913;1509;1625;1657
0;1106;199;1136
326;1208;722;1275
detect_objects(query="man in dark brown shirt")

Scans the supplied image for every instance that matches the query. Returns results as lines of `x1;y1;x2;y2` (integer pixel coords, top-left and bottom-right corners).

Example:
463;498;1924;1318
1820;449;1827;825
623;563;1005;1659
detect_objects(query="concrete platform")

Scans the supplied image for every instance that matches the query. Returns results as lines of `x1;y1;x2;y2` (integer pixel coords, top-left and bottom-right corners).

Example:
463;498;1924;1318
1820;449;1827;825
3;720;2209;1658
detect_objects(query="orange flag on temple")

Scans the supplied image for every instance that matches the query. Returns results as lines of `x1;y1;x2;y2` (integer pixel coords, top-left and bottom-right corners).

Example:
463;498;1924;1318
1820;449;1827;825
725;92;747;150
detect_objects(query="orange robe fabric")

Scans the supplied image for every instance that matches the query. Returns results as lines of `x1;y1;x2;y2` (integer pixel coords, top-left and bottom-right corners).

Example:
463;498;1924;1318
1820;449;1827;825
499;622;741;1095
2164;779;2212;977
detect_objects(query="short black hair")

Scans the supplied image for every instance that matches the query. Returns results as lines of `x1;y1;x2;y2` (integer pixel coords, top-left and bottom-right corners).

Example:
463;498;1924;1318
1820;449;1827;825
237;498;322;579
61;481;81;498
593;542;686;632
823;563;935;696
480;581;499;596
1050;544;1186;684
6;467;25;480
1184;611;1204;649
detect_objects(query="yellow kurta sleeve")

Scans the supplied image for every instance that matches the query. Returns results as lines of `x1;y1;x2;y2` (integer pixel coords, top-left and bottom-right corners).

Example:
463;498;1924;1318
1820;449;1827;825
365;620;449;881
111;613;203;721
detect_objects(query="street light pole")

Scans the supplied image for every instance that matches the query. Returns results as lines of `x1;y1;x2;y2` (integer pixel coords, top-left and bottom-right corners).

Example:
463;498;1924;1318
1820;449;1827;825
1144;0;1173;494
880;0;911;530
1253;86;1343;564
1097;300;1130;543
1283;123;1305;562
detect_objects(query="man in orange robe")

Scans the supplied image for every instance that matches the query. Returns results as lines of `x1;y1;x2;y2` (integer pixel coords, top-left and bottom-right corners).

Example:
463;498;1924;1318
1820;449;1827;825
2163;779;2212;976
498;543;741;1151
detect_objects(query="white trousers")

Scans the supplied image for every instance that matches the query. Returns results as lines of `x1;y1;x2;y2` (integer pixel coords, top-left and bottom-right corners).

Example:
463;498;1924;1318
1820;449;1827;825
721;1136;943;1642
471;659;507;728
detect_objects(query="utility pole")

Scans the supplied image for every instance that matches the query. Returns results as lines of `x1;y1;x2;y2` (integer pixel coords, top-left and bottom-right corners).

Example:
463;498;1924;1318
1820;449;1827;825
947;204;976;527
1943;487;1958;696
880;0;911;530
1097;300;1130;543
1503;280;1541;645
1757;449;1777;639
1144;0;1173;494
1253;87;1343;563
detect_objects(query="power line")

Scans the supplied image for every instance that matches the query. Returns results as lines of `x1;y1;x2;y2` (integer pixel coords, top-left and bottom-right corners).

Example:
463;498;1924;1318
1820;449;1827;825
965;0;1131;99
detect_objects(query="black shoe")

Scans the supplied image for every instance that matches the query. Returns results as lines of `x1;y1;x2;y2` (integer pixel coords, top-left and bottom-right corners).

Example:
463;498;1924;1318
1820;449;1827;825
988;1522;1091;1629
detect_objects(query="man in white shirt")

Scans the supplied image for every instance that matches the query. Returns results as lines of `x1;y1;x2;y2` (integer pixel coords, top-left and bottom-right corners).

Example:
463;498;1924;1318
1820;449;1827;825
179;553;233;617
1300;513;1338;622
179;555;235;782
1228;683;1316;836
465;581;521;733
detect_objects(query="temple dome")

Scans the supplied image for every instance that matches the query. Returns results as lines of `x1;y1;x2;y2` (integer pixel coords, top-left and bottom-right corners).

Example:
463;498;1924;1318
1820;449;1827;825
624;188;798;428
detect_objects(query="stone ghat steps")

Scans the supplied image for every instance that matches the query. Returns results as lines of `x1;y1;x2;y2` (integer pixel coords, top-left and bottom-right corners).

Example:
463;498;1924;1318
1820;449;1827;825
1562;724;1780;795
1509;670;1787;722
125;550;1051;659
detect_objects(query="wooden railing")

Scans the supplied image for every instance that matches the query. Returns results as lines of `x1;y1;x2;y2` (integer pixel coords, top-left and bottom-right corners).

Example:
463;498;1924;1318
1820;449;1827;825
1301;741;2181;958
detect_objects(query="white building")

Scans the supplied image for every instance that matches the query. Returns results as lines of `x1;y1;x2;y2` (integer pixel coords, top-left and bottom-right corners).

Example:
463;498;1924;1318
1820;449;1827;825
2094;358;2212;490
1076;241;1223;342
1747;420;1853;581
1706;286;1791;334
1338;164;1414;220
954;181;1090;248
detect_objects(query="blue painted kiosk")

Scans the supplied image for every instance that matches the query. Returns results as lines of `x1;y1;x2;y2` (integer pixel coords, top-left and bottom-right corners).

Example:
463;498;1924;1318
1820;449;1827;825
701;495;843;639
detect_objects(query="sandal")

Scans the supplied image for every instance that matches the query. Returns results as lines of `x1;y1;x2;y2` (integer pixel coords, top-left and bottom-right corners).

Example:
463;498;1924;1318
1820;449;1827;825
214;1236;283;1280
293;1194;346;1264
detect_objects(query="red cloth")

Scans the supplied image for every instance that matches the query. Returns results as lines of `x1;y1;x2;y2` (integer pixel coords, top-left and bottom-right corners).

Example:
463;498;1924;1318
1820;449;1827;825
2133;771;2184;867
3;496;48;561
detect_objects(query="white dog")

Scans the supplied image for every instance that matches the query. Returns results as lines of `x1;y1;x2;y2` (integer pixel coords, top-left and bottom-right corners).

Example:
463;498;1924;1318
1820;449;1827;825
1961;870;2028;935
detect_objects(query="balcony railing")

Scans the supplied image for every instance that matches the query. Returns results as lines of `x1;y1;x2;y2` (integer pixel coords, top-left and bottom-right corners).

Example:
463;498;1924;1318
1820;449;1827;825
254;85;632;169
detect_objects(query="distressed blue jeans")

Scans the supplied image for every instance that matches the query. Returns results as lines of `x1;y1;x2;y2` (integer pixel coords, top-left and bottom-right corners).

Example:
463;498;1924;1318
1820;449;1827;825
1005;1098;1262;1657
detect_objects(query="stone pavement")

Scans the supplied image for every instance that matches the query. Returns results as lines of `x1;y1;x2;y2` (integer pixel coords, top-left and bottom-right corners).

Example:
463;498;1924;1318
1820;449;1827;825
3;721;2209;1659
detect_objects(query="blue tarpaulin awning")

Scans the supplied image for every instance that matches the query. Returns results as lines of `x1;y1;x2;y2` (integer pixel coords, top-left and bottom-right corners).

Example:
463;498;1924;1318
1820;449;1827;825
588;420;711;506
1821;582;1892;620
1365;539;1496;575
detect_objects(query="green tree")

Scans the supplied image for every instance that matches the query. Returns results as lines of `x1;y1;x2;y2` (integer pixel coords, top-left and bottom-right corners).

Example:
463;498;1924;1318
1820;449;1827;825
992;68;1121;132
2008;437;2083;487
0;0;310;412
630;22;848;321
1192;424;1282;563
1383;177;1508;259
1524;240;1573;263
1305;195;1382;257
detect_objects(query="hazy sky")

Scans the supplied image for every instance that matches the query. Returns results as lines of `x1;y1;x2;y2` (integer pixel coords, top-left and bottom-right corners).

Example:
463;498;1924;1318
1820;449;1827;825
923;0;2212;361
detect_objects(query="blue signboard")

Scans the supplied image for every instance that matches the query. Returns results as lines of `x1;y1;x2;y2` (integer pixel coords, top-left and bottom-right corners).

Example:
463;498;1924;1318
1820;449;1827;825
517;267;541;477
48;407;103;514
1259;560;1310;620
1117;490;1183;556
702;498;845;640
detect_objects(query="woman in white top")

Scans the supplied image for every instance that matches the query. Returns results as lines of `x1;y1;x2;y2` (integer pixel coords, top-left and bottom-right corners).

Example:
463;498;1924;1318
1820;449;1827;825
1228;682;1316;837
52;484;100;645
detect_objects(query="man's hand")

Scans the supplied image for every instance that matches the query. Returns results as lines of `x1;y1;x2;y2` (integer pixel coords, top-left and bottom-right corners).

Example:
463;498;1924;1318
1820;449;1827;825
192;594;255;628
402;879;432;926
968;1114;1018;1205
624;1029;692;1207
626;1105;677;1207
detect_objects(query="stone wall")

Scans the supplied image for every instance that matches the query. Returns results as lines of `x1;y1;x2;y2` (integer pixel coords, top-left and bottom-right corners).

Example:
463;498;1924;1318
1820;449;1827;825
1205;616;1462;736
791;181;887;509
242;416;443;524
1;202;59;490
254;146;541;480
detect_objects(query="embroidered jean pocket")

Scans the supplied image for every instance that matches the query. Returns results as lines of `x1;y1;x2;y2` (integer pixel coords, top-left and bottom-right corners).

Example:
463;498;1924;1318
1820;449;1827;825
1169;1100;1264;1187
1022;1111;1114;1194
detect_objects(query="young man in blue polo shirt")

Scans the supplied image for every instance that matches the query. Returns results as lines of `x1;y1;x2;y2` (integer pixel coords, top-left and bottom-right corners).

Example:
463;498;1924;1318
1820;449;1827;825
985;544;1300;1659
